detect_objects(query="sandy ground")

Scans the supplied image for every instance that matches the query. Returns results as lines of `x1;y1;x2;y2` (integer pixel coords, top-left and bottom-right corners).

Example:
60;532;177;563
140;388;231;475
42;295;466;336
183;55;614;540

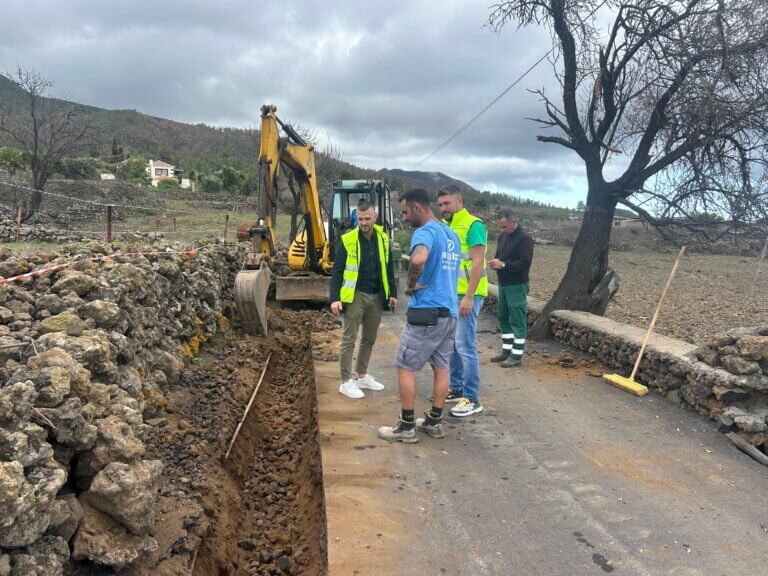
488;244;768;345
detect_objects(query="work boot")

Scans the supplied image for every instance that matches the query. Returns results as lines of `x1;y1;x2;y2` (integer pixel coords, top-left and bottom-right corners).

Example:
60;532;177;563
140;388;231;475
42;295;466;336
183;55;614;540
490;353;509;363
378;420;418;443
500;358;522;368
415;416;445;438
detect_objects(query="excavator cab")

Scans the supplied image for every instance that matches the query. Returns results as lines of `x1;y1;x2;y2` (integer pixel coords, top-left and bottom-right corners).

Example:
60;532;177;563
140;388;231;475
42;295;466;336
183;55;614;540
328;179;397;251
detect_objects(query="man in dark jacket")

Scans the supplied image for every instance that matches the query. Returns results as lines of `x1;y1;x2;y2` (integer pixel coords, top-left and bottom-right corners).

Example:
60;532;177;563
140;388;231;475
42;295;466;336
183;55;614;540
488;207;534;367
330;200;398;398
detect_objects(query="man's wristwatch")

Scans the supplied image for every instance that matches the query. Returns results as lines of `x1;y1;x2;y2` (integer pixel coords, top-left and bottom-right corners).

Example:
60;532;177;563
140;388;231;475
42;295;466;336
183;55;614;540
501;262;506;268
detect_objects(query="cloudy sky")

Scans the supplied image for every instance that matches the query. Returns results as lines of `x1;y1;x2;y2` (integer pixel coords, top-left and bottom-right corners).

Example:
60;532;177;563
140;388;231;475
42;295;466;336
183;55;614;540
0;0;592;207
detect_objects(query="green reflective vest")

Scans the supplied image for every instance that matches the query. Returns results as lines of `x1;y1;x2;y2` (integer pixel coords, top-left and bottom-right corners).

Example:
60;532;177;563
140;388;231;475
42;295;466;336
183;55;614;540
339;225;391;303
448;208;488;297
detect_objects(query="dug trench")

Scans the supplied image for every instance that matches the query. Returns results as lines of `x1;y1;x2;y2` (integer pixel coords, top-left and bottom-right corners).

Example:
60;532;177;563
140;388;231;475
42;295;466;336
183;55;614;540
98;309;334;576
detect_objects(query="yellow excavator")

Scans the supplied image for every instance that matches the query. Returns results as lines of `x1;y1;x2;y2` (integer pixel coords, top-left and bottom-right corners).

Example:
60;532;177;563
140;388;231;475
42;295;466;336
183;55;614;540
234;104;399;335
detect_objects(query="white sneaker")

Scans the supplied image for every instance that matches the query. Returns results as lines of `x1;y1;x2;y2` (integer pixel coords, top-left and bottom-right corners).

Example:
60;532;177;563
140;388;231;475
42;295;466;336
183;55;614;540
355;374;385;391
339;379;365;398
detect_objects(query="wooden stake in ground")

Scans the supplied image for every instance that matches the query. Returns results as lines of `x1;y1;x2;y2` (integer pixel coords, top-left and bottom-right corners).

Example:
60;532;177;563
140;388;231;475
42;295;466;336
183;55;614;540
224;353;272;460
603;245;686;396
106;205;113;243
224;214;230;239
16;206;22;242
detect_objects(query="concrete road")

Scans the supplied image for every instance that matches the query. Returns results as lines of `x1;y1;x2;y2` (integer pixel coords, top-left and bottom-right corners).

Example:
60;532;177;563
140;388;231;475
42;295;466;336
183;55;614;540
316;310;768;576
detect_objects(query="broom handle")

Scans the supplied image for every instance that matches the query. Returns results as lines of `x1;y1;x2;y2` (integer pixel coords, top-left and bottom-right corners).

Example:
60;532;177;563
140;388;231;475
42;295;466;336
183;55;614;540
630;245;686;381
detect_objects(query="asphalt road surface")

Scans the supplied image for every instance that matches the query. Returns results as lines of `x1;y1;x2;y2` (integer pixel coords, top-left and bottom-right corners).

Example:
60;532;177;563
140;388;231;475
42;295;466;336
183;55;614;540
317;309;768;576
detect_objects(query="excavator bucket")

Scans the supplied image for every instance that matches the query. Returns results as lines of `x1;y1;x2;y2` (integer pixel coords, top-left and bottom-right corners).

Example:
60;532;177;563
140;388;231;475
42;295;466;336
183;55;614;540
235;262;271;335
275;274;331;302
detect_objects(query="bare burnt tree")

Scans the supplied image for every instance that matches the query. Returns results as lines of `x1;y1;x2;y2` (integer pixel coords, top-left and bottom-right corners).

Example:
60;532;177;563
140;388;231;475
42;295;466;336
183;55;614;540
487;0;768;338
0;67;94;221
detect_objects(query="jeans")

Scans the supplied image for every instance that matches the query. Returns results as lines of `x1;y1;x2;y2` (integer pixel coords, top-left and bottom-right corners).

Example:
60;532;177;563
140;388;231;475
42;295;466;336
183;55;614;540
449;296;484;401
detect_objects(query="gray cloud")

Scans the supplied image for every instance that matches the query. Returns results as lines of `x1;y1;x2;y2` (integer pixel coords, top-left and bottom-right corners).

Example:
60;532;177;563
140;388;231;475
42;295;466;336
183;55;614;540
0;0;590;206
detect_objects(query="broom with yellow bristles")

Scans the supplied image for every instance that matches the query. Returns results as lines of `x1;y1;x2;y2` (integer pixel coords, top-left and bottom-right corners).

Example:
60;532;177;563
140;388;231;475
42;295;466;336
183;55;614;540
603;245;686;396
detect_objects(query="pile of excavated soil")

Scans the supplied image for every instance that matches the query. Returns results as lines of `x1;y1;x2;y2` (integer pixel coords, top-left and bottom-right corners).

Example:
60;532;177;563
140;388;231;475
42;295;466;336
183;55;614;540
74;309;332;576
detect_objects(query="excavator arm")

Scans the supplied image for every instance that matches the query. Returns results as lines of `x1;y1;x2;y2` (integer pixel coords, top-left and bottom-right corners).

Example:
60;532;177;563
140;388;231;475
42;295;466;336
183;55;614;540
257;105;331;272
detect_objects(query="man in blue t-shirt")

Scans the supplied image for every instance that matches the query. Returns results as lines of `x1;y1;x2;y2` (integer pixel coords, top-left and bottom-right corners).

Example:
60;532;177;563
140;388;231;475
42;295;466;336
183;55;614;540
379;188;460;444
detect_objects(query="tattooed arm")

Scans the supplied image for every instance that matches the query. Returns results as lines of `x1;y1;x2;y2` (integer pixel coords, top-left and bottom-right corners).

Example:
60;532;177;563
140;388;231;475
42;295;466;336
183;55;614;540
406;244;429;295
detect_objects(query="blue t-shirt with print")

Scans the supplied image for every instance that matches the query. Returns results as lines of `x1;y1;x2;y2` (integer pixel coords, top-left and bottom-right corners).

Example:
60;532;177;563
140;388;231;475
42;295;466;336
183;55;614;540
408;220;460;317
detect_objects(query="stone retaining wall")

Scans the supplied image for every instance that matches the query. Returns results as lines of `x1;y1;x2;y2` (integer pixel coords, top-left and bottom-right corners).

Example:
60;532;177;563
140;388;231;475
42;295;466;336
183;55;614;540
544;308;768;450
0;240;246;574
486;285;768;453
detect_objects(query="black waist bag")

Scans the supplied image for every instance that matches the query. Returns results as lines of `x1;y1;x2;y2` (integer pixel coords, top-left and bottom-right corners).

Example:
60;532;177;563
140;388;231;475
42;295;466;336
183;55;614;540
406;307;440;326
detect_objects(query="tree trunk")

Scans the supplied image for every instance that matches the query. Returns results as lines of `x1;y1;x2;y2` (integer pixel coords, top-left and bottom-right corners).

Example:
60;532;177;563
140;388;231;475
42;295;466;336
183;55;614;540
528;192;619;339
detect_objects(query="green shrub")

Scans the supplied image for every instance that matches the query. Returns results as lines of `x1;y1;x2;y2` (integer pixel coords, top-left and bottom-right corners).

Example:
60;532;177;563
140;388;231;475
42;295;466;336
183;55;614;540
201;175;223;193
157;178;180;191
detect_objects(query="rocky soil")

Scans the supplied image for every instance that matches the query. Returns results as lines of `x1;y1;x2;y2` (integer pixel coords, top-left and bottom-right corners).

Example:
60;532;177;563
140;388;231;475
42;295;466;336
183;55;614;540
488;243;768;345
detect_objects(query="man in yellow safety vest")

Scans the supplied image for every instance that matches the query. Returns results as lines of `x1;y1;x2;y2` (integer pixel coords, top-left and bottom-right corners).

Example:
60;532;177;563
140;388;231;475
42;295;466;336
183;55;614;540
436;185;488;418
330;200;398;398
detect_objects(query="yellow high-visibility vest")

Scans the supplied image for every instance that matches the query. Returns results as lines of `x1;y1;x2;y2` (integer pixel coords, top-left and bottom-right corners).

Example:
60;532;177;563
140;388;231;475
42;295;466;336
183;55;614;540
339;224;391;303
448;208;488;297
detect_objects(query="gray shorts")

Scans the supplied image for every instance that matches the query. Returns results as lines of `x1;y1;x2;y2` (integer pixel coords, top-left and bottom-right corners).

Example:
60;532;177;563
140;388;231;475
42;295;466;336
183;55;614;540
396;316;457;372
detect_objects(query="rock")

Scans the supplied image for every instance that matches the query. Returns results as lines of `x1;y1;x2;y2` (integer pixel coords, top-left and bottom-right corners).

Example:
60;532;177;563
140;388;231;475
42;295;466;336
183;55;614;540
0;554;9;576
32;367;71;408
721;355;762;376
737;334;768;362
46;493;84;541
35;294;66;316
38;397;97;449
0;462;31;529
27;347;91;398
37;311;85;336
694;346;720;367
51;271;96;296
14;535;71;576
79;300;121;329
0;381;37;422
76;415;145;481
36;330;113;375
715;414;736;433
0;420;53;467
87;460;163;534
0;464;67;548
72;502;158;568
711;385;750;403
0;307;12;324
733;413;767;434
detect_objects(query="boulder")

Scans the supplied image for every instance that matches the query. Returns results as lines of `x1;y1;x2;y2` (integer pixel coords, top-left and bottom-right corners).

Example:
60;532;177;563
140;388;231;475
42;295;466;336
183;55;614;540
36;330;112;375
31;367;71;408
72;502;158;568
737;334;768;362
79;300;121;329
38;397;97;449
51;271;96;296
46;493;84;541
27;347;91;398
0;554;9;576
87;460;164;534
37;311;85;336
35;294;66;316
75;415;145;481
0;462;32;529
0;421;53;467
721;354;762;376
0;464;67;548
11;535;70;576
0;378;38;422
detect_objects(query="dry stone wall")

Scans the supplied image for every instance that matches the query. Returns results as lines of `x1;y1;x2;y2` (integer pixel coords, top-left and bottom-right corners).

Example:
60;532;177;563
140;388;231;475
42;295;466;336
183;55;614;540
0;240;246;574
544;307;768;452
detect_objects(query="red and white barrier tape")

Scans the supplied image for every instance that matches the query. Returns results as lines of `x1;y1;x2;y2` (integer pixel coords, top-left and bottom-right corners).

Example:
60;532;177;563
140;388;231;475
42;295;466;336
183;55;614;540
0;247;206;285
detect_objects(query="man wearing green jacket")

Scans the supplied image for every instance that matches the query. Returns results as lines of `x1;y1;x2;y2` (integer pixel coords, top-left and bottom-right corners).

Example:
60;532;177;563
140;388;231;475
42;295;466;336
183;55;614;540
330;200;398;398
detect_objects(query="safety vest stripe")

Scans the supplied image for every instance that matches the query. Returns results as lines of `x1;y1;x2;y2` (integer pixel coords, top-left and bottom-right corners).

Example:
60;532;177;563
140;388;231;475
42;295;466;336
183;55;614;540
345;265;358;271
342;280;356;289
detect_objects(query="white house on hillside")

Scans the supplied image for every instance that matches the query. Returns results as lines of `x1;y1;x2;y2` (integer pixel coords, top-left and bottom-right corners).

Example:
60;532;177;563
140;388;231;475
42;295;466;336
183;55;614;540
147;159;192;189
